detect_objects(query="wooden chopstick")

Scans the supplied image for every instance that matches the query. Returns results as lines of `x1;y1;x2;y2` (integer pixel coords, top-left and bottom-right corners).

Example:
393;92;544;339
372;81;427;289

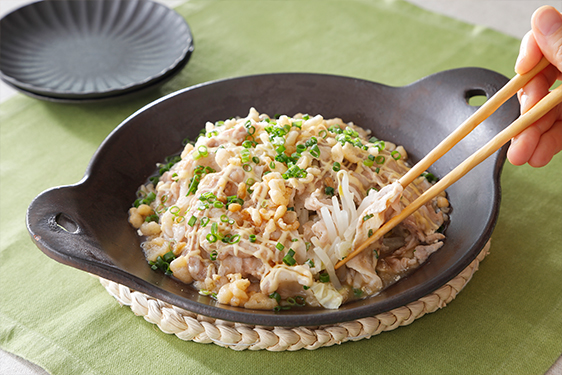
335;57;557;269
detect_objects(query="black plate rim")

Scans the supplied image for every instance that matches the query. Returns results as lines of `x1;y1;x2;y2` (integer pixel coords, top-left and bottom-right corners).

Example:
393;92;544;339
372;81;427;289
0;0;194;100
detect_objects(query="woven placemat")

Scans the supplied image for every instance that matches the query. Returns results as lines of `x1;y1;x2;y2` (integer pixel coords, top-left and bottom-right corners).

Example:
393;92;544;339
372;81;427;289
100;241;490;351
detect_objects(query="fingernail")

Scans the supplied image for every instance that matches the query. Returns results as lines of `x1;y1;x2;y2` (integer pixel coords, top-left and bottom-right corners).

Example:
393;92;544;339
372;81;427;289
520;91;529;112
536;7;562;36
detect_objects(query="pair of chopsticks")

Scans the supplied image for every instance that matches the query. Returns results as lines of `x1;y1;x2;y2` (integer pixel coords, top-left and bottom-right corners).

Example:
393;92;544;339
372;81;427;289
336;56;560;269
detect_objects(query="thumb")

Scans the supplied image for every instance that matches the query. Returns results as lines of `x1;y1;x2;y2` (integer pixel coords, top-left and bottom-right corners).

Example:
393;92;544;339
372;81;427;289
531;6;562;73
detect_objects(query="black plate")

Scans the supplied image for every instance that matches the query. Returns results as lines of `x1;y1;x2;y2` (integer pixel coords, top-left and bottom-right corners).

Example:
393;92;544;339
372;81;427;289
26;70;519;326
0;0;193;100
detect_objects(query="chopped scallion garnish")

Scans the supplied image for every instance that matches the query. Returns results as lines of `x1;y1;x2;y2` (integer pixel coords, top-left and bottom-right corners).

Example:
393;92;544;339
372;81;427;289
187;215;197;227
332;162;341;172
201;216;209;227
283;249;296;266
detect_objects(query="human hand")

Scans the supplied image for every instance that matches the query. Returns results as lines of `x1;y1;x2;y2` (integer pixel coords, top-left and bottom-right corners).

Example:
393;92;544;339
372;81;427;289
508;5;562;167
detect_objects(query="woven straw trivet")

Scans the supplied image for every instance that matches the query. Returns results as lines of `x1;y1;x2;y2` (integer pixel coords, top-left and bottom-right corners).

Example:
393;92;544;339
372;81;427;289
99;240;490;351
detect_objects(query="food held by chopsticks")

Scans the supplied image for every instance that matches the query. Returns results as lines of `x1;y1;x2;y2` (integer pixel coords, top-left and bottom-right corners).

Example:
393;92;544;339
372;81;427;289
128;108;448;310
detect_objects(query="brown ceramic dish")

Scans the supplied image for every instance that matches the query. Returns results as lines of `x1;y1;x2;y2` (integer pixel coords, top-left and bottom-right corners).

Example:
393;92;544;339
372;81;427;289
26;70;519;326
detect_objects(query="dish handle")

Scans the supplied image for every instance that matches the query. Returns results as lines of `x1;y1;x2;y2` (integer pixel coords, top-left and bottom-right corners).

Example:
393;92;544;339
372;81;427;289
26;185;118;272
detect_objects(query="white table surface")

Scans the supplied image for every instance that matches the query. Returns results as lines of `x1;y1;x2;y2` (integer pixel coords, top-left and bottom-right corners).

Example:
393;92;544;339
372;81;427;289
1;1;561;374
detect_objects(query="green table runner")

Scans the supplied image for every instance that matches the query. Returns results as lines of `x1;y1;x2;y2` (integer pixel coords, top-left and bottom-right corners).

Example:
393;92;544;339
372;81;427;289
1;1;561;374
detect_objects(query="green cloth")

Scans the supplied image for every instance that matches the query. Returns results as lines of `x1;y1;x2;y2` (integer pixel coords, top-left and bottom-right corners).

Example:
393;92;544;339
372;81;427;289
1;1;561;374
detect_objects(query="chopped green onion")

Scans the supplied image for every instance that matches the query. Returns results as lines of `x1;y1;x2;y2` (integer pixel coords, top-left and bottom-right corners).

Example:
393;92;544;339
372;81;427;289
310;144;320;158
269;160;276;169
353;288;363;297
249;234;257;243
134;191;157;207
209;250;218;261
373;140;386;151
242;163;252;172
211;222;219;235
215;120;224;127
148;251;176;276
200;192;216;202
169;206;181;215
319;129;328;139
375;155;386;164
269;291;281;304
325;186;335;196
296;144;306;153
220;214;229;223
206;233;217;243
187;215;197;227
226;195;244;207
276;242;284;251
294;296;306;307
306;137;318;147
319;272;330;283
305;259;315;268
363;214;374;221
283;249;296;266
374;250;379;259
201;217;209;227
242;140;253;148
252;156;260;164
368;229;374;237
391;150;401;160
145;214;159;223
213;201;224;208
421;172;438;183
246;178;256;186
229;234;241;244
240;148;251;163
332;162;341;172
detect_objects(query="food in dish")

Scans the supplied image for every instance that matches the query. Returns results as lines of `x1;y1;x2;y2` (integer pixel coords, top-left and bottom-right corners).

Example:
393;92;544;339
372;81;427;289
128;109;449;310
